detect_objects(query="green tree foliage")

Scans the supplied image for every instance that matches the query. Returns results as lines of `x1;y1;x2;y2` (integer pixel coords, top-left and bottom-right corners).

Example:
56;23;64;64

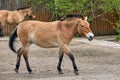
101;0;120;14
45;0;86;19
114;20;120;41
22;0;120;19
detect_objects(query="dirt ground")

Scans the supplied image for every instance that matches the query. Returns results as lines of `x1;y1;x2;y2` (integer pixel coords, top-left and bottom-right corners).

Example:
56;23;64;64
0;39;120;80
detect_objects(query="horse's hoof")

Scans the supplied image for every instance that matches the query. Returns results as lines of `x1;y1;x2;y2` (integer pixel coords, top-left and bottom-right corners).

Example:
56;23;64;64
59;71;64;74
74;70;79;75
14;68;19;73
0;32;4;37
0;34;4;37
29;71;34;74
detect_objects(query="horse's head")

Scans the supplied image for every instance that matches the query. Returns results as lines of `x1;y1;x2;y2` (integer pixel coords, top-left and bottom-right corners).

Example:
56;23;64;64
26;8;36;19
77;17;94;41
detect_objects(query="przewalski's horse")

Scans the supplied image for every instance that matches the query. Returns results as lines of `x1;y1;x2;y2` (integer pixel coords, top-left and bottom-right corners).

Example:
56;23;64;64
9;16;94;75
0;7;36;37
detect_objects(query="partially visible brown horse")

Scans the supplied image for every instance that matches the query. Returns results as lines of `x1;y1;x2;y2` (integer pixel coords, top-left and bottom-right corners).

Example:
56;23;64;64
9;16;94;75
0;7;36;37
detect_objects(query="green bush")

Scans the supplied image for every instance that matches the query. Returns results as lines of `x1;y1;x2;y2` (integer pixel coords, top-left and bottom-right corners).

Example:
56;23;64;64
115;20;120;41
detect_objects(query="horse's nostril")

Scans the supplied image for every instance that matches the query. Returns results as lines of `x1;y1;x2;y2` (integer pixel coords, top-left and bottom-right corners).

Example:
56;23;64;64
89;36;93;39
88;36;94;41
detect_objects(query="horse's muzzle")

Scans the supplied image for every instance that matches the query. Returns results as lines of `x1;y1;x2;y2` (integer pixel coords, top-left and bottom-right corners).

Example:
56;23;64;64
29;15;36;20
32;15;36;19
86;33;94;41
88;35;94;41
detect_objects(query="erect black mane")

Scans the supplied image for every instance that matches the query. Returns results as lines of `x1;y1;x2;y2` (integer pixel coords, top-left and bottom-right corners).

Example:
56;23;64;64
17;7;30;10
60;14;84;21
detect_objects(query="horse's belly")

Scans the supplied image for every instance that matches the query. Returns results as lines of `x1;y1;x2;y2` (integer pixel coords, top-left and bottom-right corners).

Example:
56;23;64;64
35;41;59;48
29;27;60;48
33;37;59;48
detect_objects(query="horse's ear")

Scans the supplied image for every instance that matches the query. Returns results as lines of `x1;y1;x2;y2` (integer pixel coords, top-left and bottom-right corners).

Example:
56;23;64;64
29;7;32;10
84;16;88;21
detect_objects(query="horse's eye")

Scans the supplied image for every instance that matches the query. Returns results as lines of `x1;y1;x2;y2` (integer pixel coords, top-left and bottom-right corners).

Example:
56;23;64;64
81;26;84;27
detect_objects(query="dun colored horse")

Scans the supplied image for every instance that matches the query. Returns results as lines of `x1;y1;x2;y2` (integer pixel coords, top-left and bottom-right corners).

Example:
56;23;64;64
0;7;36;37
9;16;94;75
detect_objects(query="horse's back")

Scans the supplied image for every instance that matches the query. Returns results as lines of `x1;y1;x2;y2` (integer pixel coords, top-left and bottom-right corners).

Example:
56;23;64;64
17;20;60;48
0;10;8;12
0;10;15;22
0;10;8;18
17;20;59;33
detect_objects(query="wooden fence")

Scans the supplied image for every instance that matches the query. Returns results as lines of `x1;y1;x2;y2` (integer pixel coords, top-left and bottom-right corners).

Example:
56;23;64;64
0;0;119;36
90;12;118;36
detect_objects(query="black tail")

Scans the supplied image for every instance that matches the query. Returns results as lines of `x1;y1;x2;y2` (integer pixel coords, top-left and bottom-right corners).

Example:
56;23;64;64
9;27;18;53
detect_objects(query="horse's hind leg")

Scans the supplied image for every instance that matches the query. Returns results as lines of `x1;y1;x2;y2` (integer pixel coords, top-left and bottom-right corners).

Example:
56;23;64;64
0;21;6;37
0;26;4;37
14;48;23;73
22;47;33;74
57;50;64;74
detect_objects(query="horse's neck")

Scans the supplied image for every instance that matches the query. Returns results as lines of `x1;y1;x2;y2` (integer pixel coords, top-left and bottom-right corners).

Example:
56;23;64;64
18;10;27;17
64;20;78;37
8;10;26;23
59;21;78;43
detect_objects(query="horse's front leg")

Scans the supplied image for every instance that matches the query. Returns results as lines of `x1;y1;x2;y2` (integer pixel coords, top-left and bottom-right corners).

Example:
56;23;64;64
57;50;64;74
67;53;79;75
61;44;79;75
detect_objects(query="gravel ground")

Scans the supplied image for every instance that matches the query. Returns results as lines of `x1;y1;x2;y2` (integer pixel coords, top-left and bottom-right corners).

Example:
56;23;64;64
0;37;120;80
